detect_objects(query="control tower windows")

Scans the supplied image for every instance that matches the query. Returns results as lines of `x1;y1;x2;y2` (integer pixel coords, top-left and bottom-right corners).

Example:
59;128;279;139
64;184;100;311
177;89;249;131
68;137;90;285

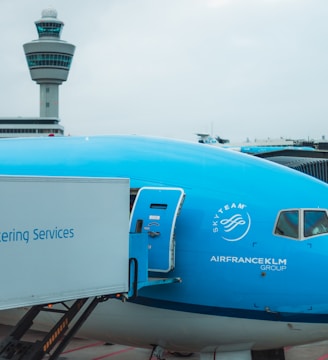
36;22;62;38
26;53;73;70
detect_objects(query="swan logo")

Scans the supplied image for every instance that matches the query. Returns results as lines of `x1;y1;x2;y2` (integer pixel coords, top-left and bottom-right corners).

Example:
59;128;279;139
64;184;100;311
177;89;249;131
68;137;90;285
212;202;251;242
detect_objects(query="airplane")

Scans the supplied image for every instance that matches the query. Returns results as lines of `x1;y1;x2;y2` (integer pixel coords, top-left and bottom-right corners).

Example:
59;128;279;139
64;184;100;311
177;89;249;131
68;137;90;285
196;133;315;154
0;134;328;360
196;133;230;144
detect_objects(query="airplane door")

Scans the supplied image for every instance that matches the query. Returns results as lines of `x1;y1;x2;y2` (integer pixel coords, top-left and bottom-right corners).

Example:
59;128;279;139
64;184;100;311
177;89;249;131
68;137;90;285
130;187;185;273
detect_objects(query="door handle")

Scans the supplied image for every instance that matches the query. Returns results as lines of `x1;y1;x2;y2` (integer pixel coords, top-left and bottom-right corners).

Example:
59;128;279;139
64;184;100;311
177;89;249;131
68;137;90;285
148;231;160;237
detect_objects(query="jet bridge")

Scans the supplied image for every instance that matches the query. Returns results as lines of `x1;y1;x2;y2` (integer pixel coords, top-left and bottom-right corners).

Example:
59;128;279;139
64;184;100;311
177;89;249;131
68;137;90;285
0;176;182;360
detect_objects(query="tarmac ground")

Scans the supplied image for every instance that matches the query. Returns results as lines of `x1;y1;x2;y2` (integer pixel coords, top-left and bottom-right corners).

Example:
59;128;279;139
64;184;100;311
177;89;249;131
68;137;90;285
1;324;328;359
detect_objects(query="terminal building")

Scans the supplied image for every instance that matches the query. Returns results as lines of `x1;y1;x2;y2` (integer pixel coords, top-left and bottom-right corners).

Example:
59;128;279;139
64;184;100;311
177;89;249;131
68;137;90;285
0;9;75;137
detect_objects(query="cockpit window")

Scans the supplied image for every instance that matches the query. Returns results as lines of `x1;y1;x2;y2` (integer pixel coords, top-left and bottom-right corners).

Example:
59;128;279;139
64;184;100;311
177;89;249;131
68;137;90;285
274;209;328;240
274;210;299;239
304;210;328;237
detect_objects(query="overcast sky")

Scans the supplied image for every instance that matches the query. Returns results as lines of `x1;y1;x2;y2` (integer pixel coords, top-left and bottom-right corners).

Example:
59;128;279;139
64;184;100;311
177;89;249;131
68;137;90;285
1;0;327;142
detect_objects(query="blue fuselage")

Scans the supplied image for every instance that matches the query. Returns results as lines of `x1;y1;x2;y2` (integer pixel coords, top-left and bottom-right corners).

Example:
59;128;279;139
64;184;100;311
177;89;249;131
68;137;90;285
0;135;328;326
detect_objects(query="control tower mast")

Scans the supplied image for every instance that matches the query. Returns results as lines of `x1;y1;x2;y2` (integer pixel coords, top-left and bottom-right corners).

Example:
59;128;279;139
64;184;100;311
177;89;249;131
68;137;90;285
23;9;75;118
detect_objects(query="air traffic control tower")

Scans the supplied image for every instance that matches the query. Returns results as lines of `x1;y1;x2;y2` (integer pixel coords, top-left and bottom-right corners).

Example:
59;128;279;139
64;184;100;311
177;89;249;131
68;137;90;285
23;8;75;119
0;9;75;137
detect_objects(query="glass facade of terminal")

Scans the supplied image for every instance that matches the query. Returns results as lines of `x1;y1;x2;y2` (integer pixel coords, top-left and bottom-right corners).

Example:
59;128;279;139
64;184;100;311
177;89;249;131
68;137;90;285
0;119;59;125
26;53;73;69
0;129;63;134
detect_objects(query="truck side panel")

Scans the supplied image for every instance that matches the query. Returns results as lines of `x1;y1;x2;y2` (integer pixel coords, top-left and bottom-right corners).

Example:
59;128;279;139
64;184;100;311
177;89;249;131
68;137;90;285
0;176;129;310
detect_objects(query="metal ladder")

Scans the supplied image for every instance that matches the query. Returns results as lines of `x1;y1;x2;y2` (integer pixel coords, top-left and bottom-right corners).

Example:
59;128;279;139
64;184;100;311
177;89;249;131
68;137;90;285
0;296;110;360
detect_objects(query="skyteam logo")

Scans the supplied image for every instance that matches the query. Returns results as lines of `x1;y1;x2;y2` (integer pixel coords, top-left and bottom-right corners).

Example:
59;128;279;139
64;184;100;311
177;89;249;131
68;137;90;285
212;202;251;242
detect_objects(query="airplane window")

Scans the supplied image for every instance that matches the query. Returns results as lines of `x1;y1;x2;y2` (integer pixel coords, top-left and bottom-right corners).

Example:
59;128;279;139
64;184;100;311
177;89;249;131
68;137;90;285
150;203;167;210
274;210;299;239
304;210;328;237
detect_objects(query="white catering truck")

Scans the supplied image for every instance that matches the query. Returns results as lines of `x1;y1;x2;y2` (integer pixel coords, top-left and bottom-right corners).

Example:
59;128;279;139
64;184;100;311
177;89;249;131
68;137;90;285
0;176;130;310
0;176;183;360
